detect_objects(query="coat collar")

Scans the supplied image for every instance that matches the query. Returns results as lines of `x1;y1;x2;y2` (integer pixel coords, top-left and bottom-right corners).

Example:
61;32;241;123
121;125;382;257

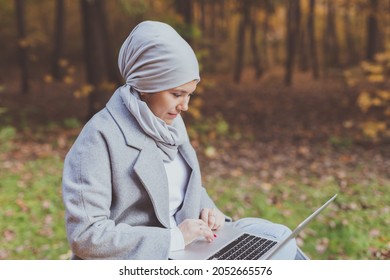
106;90;146;151
106;90;189;152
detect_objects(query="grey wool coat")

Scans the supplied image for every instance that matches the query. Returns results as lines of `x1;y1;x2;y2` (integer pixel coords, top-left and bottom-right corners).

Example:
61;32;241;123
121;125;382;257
62;91;218;260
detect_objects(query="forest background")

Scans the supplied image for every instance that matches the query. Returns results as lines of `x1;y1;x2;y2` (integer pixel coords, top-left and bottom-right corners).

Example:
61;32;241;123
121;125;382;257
0;0;389;260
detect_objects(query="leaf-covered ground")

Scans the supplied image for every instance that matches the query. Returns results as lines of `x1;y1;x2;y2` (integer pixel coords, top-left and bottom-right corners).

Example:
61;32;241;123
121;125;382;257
0;68;389;259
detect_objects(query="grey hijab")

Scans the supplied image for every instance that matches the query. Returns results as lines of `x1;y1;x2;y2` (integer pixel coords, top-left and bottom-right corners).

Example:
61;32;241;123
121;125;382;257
116;21;200;162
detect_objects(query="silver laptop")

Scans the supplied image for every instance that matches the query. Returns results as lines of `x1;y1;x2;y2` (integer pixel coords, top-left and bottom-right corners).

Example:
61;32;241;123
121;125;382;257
169;194;337;260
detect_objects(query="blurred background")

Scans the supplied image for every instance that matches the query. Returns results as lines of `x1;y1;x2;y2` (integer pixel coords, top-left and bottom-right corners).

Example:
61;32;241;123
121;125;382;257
0;0;389;260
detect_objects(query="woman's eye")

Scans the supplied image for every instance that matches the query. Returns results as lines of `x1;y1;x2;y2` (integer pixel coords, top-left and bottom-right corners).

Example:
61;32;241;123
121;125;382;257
172;93;181;98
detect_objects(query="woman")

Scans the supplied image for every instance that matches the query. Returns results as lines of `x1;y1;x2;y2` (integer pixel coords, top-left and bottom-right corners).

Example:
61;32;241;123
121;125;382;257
62;21;307;260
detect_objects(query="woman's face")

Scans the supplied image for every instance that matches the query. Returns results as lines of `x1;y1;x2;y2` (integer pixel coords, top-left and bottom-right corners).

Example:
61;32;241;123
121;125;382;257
140;80;197;125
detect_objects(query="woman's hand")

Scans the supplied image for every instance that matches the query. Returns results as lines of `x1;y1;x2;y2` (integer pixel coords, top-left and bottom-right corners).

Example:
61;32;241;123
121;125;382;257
200;208;225;231
178;219;214;245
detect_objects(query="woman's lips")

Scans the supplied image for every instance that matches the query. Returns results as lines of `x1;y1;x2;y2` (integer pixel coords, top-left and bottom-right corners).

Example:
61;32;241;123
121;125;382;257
168;113;179;118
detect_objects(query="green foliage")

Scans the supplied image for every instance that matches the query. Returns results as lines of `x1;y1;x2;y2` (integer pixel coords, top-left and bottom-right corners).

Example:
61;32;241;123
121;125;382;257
119;0;149;17
187;114;231;159
328;136;354;149
215;117;229;136
173;23;202;42
0;126;16;141
63;118;81;129
0;107;7;115
0;107;11;126
0;126;16;152
189;115;230;139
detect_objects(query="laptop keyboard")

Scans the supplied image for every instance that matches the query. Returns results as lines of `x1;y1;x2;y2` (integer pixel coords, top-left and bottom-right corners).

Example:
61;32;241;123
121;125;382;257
208;233;277;260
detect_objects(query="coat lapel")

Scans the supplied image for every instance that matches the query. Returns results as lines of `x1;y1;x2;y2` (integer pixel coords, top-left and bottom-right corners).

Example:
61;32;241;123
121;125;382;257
133;143;170;228
106;91;170;228
174;142;201;224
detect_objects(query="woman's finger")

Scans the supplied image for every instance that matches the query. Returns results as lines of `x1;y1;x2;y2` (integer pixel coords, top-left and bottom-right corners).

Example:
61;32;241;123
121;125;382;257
179;219;215;245
208;209;216;229
212;209;225;231
200;208;210;225
199;224;214;242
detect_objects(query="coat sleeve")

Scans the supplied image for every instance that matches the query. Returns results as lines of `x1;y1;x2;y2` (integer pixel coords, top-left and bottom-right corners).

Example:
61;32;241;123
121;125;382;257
199;187;217;209
62;119;171;260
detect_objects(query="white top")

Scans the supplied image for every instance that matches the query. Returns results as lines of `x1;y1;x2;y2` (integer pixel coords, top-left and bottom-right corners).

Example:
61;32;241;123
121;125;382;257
163;152;191;251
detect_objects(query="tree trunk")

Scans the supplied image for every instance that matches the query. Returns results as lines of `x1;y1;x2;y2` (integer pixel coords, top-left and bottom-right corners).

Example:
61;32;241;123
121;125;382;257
250;11;263;79
80;0;107;120
175;0;193;43
95;0;122;85
323;0;340;68
175;0;193;25
343;0;359;66
298;21;309;72
51;0;65;80
14;0;29;93
366;0;379;61
199;0;206;34
262;11;270;68
285;0;301;86
386;0;390;52
218;0;227;39
307;0;319;78
233;2;251;83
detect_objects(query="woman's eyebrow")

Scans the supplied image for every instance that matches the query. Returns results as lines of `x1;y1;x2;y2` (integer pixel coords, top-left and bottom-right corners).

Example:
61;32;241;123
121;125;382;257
172;88;192;94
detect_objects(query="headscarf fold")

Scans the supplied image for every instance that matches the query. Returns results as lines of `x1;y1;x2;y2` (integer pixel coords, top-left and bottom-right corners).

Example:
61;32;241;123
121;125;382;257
115;21;200;162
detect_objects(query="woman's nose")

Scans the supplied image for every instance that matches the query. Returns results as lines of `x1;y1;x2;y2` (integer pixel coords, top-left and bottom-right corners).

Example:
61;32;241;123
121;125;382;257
178;97;189;111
